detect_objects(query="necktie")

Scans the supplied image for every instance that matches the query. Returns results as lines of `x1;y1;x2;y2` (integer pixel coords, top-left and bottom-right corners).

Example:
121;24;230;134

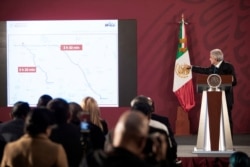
213;66;218;74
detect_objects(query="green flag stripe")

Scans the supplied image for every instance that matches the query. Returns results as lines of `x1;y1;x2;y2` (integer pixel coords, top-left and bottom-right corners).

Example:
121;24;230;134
176;22;185;59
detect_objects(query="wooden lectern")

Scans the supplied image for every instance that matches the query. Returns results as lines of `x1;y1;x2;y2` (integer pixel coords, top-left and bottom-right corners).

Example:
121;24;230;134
193;74;234;154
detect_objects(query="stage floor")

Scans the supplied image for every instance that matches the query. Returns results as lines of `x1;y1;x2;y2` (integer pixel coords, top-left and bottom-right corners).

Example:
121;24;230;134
175;134;250;157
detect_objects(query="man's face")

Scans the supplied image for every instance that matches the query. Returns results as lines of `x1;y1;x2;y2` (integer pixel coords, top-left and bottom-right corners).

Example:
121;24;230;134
209;54;217;65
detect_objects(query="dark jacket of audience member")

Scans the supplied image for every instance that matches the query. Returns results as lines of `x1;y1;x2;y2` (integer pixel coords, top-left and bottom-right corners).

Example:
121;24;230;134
68;101;105;154
81;121;106;154
151;113;178;161
0;101;30;143
1;107;68;167
130;95;179;166
47;98;83;167
0;101;30;161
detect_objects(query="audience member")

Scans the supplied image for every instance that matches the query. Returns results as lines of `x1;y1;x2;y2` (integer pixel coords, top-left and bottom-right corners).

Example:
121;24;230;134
80;97;106;153
47;98;83;167
80;120;106;155
1;107;68;167
82;110;167;167
37;94;53;107
0;101;30;161
81;96;108;135
141;96;180;165
130;95;180;166
68;102;83;126
229;151;250;167
68;101;105;154
0;101;30;143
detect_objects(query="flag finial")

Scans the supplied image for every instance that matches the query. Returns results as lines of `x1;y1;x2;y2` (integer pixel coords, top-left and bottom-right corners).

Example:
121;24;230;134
181;14;185;22
180;14;188;24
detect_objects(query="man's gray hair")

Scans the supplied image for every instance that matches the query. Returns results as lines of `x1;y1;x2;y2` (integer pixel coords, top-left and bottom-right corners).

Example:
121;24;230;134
210;49;224;61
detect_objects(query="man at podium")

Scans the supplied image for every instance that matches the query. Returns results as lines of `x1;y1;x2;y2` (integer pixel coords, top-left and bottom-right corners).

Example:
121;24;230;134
186;48;237;134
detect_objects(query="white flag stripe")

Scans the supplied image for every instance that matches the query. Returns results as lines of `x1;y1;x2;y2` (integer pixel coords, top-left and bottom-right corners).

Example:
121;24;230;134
173;51;192;92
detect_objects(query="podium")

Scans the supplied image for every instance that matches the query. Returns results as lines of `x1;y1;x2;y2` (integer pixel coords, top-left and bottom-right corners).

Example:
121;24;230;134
193;74;234;155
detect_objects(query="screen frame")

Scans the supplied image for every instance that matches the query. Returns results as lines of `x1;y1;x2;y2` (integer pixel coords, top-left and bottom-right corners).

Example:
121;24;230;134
0;19;137;107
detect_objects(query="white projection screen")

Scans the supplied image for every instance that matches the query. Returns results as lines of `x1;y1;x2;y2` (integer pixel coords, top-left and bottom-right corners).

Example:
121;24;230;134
0;19;137;107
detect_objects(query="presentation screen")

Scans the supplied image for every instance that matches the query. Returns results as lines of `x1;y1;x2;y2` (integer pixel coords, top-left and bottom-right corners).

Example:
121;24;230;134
0;19;137;107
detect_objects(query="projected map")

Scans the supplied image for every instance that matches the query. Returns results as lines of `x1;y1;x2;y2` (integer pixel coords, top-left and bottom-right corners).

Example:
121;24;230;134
7;20;118;107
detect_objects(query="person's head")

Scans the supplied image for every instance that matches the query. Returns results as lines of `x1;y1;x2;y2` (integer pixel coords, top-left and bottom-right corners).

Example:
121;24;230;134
130;95;154;119
113;110;149;156
37;94;53;107
81;96;100;116
11;101;30;119
80;96;103;130
47;98;69;124
25;107;55;137
209;49;224;65
229;151;250;167
68;102;83;125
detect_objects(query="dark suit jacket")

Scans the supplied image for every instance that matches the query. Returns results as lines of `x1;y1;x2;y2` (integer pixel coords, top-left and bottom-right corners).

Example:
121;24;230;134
0;118;25;143
0;119;26;162
83;147;155;167
149;114;178;166
192;61;237;107
151;114;175;142
85;121;106;151
50;123;83;167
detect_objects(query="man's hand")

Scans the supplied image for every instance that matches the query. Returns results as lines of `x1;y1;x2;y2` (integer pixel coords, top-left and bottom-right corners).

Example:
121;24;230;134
183;64;192;69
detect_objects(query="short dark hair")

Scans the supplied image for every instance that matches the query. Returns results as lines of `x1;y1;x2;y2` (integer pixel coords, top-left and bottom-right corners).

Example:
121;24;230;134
130;95;154;116
25;107;54;136
11;101;30;119
47;98;69;124
37;94;53;107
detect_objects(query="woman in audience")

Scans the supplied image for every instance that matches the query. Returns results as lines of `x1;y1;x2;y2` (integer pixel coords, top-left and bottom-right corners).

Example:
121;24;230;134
47;98;83;167
80;96;108;135
68;102;83;126
1;107;68;167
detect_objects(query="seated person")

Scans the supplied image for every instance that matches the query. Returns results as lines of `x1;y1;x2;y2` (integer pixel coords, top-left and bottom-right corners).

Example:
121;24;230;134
0;101;30;143
130;95;180;166
47;98;83;167
0;101;30;160
80;96;108;135
79;118;106;155
1;107;68;167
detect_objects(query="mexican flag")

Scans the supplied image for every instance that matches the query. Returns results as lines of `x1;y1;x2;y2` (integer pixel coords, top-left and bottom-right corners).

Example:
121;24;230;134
173;16;195;112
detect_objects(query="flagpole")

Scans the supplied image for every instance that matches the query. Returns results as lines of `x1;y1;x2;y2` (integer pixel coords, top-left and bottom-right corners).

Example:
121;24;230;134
179;14;187;53
180;13;188;25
